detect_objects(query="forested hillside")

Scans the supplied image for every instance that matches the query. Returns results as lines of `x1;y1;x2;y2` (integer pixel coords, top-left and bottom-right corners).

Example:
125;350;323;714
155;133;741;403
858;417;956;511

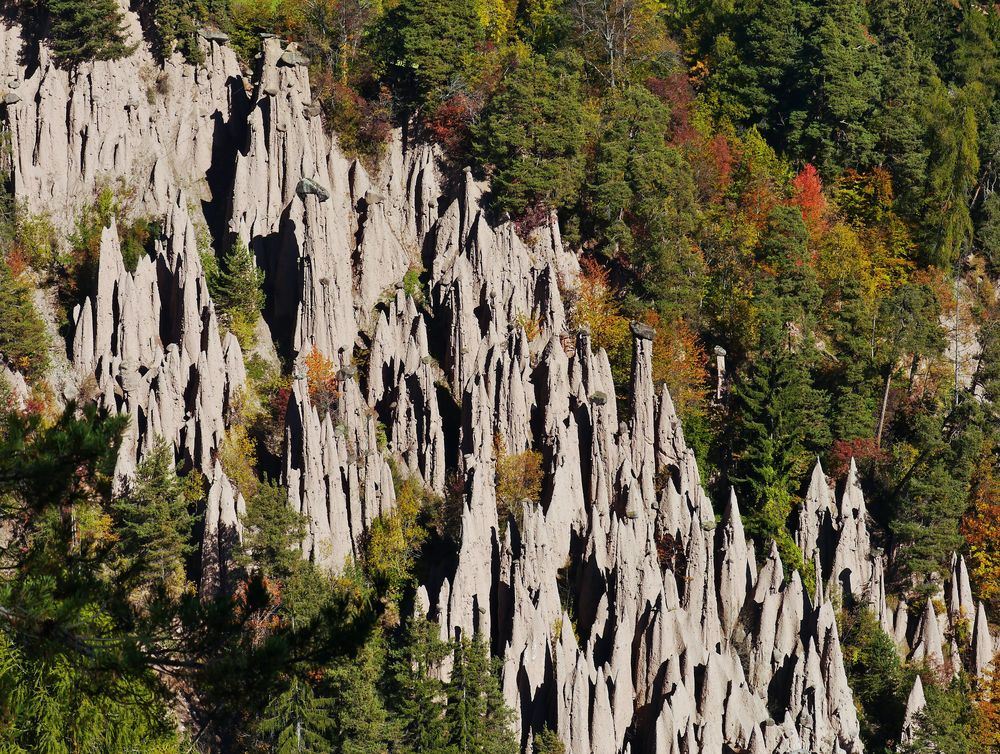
2;0;1000;752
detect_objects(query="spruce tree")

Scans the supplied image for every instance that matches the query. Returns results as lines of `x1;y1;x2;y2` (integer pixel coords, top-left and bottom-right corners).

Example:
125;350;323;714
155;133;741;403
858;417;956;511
112;437;197;598
827;277;881;442
390;616;452;754
212;239;264;347
870;0;931;217
0;258;50;381
889;400;984;582
259;676;335;754
533;728;566;754
796;0;881;173
382;0;484;113
45;0;133;66
327;637;398;754
755;205;822;338
445;634;516;754
586;86;702;319
729;344;828;570
920;82;979;267
841;608;907;750
473;53;587;217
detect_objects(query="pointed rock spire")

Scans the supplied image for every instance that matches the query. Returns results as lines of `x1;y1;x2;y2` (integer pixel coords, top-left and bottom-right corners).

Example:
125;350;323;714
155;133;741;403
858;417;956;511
902;675;927;745
973;602;994;678
911;599;945;667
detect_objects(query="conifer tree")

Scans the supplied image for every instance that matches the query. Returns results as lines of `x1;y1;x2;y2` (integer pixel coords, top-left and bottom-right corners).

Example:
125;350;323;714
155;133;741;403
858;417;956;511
870;0;931;216
797;0;881;172
445;633;517;754
827;277;881;442
327;637;398;754
921;83;979;267
259;676;335;754
533;728;566;754
45;0;133;66
889;399;985;582
729;345;828;571
212;239;264;347
473;53;587;217
383;0;485;113
586;85;702;319
0;258;50;381
239;480;308;585
112;437;197;598
902;676;975;754
841;608;907;750
390;616;452;754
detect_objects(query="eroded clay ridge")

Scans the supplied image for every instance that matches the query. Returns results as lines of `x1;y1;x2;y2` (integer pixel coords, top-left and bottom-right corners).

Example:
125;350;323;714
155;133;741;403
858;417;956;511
0;13;983;754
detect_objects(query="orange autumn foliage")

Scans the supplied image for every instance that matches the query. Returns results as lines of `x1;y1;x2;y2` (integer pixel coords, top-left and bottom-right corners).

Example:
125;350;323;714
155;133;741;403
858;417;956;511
644;310;709;419
963;449;1000;610
304;346;339;418
572;257;632;390
973;658;1000;750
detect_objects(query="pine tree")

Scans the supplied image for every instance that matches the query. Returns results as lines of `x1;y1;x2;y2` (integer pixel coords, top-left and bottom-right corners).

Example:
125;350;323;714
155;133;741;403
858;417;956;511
729;344;828;571
112;437;197;599
45;0;133;66
533;728;566;754
795;0;881;173
840;608;907;750
327;637;398;754
239;480;308;584
740;0;808;130
889;399;984;582
702;0;808;130
259;676;335;754
920;82;979;267
902;676;975;754
870;0;931;218
827;277;881;442
586;85;702;319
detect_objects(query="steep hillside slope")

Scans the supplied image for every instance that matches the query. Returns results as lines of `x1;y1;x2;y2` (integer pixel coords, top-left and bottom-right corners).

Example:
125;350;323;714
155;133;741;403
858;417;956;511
0;13;988;754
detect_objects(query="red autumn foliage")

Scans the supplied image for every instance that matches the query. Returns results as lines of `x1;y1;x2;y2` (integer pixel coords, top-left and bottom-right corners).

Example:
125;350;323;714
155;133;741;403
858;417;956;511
789;163;829;239
646;74;695;144
272;385;291;429
513;201;552;240
425;93;482;157
707;135;734;191
5;246;29;279
828;437;887;478
741;183;782;230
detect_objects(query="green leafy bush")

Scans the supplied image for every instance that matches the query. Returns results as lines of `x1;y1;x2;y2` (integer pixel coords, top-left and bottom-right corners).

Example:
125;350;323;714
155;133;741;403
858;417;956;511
364;473;432;610
494;437;544;532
